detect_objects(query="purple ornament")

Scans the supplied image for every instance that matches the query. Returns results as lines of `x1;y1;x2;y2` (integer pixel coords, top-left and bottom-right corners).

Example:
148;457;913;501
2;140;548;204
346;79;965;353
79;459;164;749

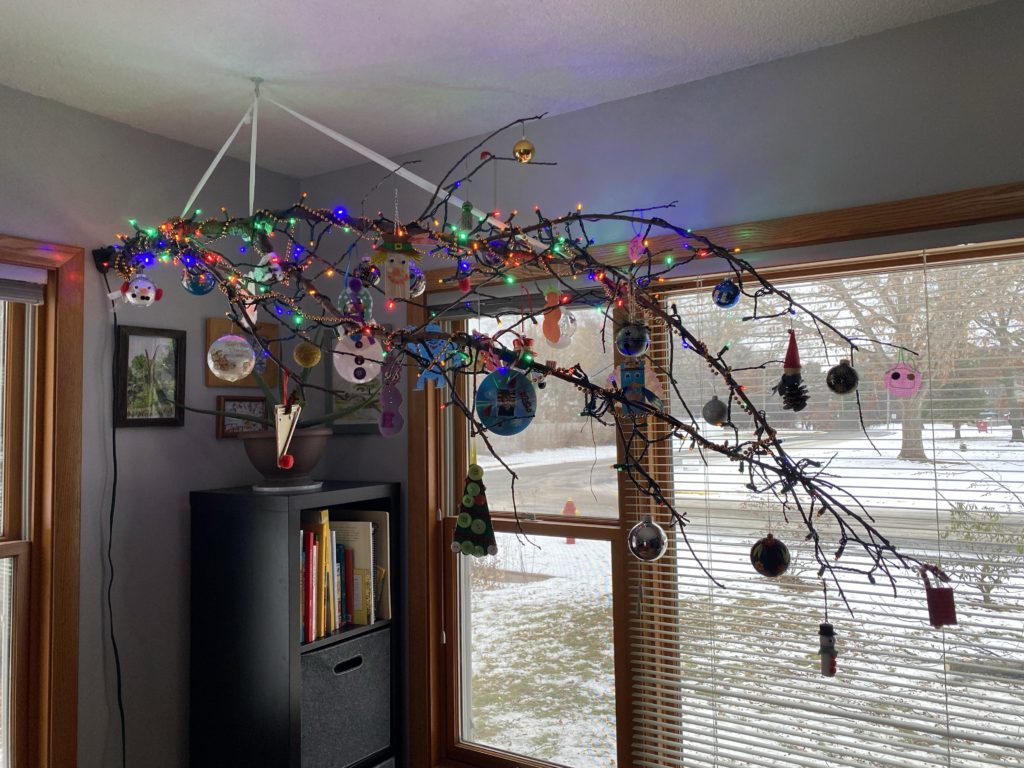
379;383;404;437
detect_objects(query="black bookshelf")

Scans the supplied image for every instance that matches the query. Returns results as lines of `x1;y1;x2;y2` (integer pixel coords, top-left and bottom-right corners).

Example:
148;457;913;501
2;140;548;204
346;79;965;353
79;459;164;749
190;481;402;768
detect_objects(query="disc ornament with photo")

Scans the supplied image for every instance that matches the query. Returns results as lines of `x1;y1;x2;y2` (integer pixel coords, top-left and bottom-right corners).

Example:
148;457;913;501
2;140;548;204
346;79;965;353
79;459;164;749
475;369;537;436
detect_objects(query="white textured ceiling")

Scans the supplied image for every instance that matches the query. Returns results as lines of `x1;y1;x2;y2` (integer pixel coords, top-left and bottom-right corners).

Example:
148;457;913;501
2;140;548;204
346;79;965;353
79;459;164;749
0;0;994;178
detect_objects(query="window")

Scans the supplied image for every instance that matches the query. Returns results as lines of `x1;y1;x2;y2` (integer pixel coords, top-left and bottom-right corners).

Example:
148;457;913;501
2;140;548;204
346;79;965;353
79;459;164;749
412;242;1024;768
0;237;83;768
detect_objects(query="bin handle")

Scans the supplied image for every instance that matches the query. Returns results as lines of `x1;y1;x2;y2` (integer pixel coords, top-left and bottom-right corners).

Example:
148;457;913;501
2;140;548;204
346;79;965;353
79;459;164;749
334;655;363;675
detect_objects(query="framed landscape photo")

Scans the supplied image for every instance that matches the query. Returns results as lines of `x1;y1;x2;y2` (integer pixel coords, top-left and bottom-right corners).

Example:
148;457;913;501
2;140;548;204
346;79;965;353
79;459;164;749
116;325;186;428
215;395;269;438
204;317;279;389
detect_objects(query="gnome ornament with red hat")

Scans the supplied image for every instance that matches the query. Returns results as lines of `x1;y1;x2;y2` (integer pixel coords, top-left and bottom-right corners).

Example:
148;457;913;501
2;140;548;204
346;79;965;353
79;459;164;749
775;330;809;412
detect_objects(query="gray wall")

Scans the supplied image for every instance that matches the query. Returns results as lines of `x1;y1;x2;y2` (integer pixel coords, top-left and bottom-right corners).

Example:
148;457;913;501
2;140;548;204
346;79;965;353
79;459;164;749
0;83;299;767
0;0;1022;765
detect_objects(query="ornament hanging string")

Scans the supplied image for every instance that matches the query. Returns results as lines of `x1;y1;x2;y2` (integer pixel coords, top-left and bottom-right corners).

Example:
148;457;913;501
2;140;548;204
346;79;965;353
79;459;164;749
180;102;255;218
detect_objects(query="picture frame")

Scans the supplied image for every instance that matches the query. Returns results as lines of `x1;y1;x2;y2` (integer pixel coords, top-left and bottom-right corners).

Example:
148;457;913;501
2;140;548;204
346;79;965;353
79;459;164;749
215;395;269;438
204;317;279;389
116;325;186;428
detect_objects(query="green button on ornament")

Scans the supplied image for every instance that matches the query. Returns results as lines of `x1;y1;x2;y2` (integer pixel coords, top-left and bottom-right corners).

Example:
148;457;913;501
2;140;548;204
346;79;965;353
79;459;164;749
465;482;481;497
462;494;474;507
470;518;486;534
457;512;472;528
473;545;485;557
461;540;474;555
467;464;484;481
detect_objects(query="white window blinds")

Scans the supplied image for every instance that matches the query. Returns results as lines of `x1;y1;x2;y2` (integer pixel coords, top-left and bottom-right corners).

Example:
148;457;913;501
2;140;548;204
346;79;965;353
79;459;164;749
630;252;1024;768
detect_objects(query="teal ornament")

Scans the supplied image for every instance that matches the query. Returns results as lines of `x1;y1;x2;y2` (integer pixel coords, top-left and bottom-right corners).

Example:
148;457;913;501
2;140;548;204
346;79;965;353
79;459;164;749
615;322;650;357
405;322;461;390
620;362;662;415
181;268;216;295
475;370;537;436
712;278;741;308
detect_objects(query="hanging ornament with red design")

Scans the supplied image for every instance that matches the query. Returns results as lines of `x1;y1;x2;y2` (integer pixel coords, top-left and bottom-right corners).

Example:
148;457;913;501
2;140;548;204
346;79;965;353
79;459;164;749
774;330;808;412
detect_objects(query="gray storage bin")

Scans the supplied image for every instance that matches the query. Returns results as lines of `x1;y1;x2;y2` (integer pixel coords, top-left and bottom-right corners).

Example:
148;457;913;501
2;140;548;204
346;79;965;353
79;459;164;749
301;627;391;768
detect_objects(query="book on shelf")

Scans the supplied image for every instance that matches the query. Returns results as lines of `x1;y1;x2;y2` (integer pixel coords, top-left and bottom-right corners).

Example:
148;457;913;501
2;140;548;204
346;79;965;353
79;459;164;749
329;509;391;624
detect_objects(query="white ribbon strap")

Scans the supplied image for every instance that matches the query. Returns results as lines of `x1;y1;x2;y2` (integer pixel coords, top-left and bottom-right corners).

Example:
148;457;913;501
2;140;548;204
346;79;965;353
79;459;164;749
249;79;262;217
180;103;254;219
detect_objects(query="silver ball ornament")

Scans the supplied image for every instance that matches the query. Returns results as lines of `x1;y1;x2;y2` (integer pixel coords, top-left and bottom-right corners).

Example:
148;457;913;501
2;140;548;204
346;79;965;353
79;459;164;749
627;515;668;562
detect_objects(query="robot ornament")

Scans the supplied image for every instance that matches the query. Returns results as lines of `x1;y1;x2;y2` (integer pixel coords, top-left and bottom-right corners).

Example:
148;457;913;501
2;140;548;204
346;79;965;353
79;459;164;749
619;361;663;415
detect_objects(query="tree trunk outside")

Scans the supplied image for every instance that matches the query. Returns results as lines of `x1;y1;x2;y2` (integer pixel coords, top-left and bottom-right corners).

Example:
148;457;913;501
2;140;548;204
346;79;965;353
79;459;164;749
899;397;929;461
1000;374;1024;442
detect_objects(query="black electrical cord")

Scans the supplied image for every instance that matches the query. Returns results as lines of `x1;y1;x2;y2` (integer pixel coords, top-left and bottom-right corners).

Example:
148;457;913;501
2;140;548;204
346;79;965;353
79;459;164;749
102;273;128;768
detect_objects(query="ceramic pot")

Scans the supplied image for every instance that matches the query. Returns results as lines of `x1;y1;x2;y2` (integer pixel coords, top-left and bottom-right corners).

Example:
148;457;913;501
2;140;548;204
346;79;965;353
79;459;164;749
238;426;331;493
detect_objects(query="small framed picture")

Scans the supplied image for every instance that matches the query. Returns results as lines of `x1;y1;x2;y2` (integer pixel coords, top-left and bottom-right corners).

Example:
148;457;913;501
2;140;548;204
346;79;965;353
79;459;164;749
216;395;269;438
116;326;186;428
204;317;279;389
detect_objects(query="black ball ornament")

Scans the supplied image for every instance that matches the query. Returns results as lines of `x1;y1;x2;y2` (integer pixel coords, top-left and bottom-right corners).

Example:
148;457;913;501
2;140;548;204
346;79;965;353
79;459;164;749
826;359;859;395
701;395;729;426
615;321;651;357
750;534;790;577
628;515;668;562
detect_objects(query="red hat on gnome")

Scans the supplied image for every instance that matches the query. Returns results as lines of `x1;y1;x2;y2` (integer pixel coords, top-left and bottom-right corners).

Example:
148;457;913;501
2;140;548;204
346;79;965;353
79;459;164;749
783;330;801;375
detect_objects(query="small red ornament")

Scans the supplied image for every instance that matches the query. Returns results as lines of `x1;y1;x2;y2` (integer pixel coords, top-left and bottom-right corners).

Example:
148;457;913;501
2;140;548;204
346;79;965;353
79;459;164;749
277;454;295;470
923;569;957;627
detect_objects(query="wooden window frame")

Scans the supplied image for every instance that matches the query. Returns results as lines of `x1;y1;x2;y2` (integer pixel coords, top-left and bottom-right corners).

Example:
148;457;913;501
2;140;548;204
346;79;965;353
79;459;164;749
407;183;1024;768
0;234;83;768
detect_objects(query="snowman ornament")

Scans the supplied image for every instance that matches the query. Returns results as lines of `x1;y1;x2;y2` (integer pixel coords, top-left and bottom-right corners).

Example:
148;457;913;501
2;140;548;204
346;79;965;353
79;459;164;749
111;274;163;307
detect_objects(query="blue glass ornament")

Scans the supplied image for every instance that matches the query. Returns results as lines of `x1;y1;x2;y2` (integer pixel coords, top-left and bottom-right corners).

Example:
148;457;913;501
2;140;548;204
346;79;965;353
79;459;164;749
475;370;537;436
712;278;741;308
181;268;215;296
615;322;650;357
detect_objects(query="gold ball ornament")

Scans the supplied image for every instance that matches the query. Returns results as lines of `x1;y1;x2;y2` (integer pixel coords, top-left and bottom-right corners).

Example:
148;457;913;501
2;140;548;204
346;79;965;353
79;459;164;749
513;138;535;163
293;341;322;368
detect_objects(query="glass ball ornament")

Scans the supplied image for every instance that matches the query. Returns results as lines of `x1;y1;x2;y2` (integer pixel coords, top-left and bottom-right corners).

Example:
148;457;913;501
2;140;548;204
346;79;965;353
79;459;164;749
826;359;859;395
355;260;381;288
750;534;791;577
293;341;322;369
409;262;426;298
627;515;668;562
701;395;729;426
181;268;215;296
513;137;535;163
712;278;741;308
475;369;537;436
206;334;256;382
334;332;382;383
615;321;651;357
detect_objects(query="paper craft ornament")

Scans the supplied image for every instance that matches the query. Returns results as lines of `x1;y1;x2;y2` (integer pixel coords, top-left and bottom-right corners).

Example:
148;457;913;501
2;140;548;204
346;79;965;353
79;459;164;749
207;334;256;382
405;322;458;389
542;292;562;344
619;361;663;415
274;402;301;470
615;321;651;357
373;231;420;301
379;383;404;438
475;369;536;436
628;515;668;562
451;464;498;558
333;332;381;383
818;623;838;677
826;359;859;395
750;533;790;577
923;569;958;628
775;330;808;412
885;361;923;398
712;278;741;308
116;274;163;307
628;235;645;263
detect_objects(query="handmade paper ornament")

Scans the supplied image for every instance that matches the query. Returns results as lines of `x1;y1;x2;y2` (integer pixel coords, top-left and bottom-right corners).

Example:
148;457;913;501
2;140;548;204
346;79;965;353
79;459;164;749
885;361;923;398
619;361;663;415
293;341;322;369
475;369;537;436
274;402;301;470
372;231;420;301
775;330;808;412
333;332;381;383
207;334;256;382
628;235;645;263
117;274;163;307
181;268;215;296
451;465;498;557
702;395;729;426
513;137;535;163
818;623;838;677
615;321;651;357
826;359;859;395
712;278;741;308
549;311;577;349
405;322;458;389
460;201;476;232
378;383;404;438
750;533;790;577
627;515;668;562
